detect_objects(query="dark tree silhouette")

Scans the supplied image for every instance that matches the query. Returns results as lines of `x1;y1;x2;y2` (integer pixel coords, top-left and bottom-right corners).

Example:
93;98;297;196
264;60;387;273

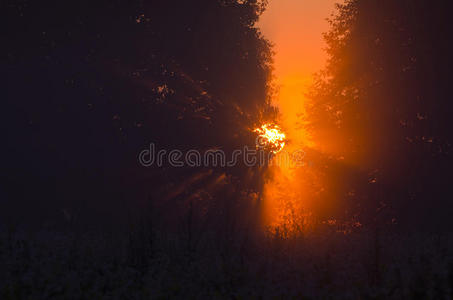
308;0;453;230
3;0;274;229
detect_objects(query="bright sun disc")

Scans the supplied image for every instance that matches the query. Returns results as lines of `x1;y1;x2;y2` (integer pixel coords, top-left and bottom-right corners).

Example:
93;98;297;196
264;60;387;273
254;123;286;153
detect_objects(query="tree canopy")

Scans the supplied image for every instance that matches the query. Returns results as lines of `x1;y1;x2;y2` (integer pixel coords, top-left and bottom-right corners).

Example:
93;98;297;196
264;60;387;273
3;0;274;227
308;0;453;229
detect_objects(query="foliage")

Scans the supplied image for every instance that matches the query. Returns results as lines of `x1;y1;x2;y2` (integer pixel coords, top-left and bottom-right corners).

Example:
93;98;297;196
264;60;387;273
307;0;453;228
3;0;275;226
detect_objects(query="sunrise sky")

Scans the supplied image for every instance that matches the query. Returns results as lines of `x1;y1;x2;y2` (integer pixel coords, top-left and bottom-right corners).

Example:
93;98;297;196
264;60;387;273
257;0;339;228
258;0;337;83
258;0;338;149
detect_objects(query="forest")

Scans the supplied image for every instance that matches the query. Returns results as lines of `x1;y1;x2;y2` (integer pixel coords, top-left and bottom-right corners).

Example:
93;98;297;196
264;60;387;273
2;0;453;298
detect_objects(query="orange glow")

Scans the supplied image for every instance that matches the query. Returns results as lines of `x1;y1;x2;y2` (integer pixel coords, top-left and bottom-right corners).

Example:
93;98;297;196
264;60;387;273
257;0;338;231
258;0;337;152
258;0;336;81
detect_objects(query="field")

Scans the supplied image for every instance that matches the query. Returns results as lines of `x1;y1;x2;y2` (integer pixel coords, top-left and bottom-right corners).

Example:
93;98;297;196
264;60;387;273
2;223;452;299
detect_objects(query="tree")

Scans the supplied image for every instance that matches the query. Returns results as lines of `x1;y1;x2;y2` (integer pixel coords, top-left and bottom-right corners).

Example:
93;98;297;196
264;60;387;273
307;0;453;229
3;0;274;229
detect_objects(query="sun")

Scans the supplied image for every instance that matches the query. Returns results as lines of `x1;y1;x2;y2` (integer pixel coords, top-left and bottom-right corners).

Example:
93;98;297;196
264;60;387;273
254;123;287;154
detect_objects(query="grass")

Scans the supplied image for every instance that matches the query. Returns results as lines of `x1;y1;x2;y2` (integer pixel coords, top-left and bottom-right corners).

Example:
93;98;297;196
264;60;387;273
1;221;453;299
